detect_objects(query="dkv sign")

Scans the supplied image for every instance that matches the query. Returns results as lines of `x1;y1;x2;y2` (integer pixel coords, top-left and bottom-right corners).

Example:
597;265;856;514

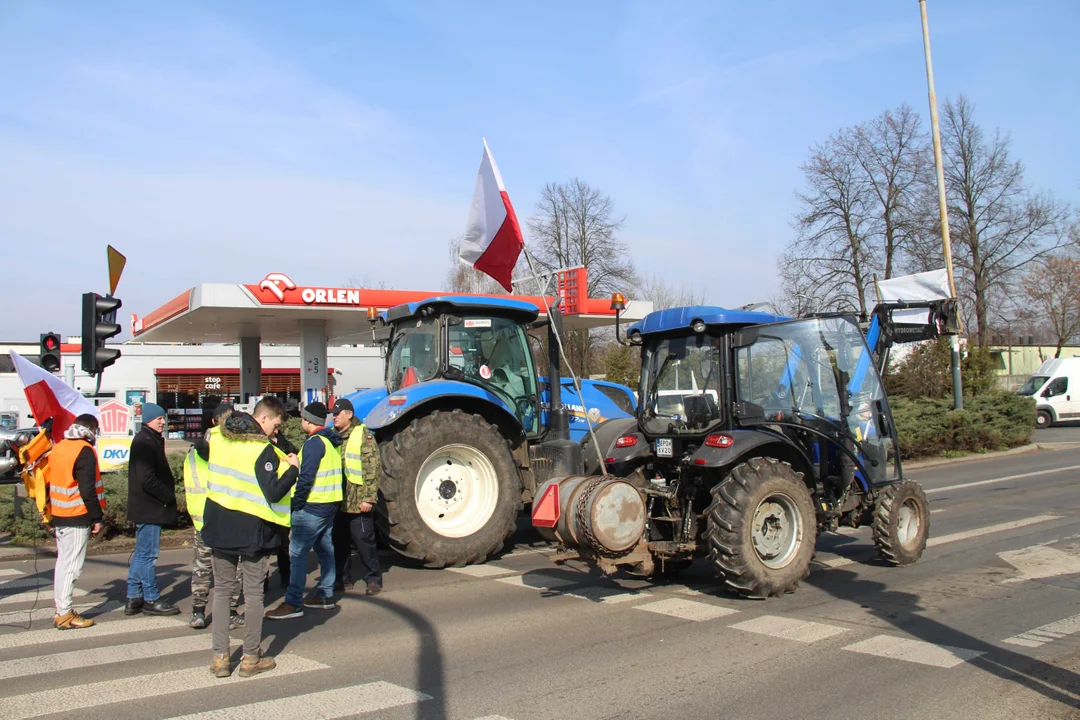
95;400;133;471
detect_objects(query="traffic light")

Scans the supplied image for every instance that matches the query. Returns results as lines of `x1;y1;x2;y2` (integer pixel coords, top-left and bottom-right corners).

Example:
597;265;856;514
39;333;61;373
81;292;122;375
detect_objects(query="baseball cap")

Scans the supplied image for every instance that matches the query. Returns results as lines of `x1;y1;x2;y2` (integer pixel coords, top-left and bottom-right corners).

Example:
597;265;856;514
331;398;354;415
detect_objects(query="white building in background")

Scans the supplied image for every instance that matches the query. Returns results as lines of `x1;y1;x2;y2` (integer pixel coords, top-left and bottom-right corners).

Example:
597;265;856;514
0;341;384;439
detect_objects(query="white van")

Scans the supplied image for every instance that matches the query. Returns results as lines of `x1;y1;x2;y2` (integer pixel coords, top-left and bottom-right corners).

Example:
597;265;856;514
1018;357;1080;428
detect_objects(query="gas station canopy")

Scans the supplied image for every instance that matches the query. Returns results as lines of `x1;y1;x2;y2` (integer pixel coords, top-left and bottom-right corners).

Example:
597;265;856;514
131;271;653;346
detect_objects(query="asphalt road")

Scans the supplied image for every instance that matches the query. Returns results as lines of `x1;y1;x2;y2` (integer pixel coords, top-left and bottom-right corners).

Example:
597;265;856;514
2;447;1080;720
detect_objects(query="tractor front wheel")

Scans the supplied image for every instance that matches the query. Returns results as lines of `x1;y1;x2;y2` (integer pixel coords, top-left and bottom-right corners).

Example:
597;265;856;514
378;409;521;567
706;457;816;598
873;479;930;566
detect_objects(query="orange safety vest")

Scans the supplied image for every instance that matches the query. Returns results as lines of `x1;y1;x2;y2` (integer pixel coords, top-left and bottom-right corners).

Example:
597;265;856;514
48;439;106;517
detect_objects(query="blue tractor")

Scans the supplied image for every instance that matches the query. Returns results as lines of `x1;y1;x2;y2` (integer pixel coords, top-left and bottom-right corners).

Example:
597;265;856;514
343;295;636;568
533;300;956;598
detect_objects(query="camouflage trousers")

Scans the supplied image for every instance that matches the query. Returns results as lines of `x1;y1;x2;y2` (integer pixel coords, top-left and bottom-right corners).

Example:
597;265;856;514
191;530;242;610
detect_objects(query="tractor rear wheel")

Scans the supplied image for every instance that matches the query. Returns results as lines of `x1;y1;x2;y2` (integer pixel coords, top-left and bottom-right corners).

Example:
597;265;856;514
377;409;521;568
872;479;930;566
706;457;816;599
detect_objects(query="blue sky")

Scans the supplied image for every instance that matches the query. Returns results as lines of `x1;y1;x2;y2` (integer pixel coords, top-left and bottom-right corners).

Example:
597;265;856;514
1;0;1077;341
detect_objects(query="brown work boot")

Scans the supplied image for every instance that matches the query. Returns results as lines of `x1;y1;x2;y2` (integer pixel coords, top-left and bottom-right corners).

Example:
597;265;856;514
210;653;231;678
54;610;95;630
237;652;276;678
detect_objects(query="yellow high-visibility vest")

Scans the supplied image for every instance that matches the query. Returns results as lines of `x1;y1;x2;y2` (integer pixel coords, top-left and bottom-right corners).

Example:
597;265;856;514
299;434;343;504
182;426;220;532
342;424;366;486
206;436;292;527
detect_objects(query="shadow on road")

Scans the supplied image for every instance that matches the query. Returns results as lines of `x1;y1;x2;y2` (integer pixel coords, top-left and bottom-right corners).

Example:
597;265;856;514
803;566;1080;711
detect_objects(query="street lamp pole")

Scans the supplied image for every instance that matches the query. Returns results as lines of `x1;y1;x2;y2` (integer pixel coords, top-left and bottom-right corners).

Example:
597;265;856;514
919;0;964;410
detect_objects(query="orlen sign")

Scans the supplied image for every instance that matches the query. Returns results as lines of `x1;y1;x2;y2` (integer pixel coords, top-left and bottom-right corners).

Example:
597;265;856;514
246;272;363;307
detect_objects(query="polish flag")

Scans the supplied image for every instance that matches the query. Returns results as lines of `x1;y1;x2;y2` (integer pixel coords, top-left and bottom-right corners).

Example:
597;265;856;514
459;139;525;293
9;351;99;438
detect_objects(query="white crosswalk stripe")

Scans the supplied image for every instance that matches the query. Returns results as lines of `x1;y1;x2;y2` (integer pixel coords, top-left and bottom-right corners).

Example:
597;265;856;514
0;600;123;627
0;568;26;578
163;681;431;720
0;653;329;720
0;615;186;650
730;615;849;643
0;635;240;680
634;598;739;621
843;635;985;668
447;563;518;578
0;587;90;606
1003;613;1080;648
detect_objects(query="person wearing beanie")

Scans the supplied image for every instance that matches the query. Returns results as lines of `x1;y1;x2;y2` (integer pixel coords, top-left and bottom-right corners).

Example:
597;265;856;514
265;401;344;620
125;402;180;616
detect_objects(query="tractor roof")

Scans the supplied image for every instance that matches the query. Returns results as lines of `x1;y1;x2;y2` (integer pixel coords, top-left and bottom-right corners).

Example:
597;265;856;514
629;305;791;338
387;295;540;324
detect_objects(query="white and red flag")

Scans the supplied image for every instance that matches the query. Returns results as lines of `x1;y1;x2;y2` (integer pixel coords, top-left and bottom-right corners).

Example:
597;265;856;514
9;351;99;437
458;139;525;292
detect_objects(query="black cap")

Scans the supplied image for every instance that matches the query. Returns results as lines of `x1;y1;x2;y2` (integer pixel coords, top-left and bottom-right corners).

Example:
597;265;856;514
331;398;354;415
301;401;329;425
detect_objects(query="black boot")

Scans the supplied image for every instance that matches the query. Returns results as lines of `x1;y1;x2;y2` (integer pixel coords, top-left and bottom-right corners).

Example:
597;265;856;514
125;598;144;616
143;599;181;616
189;606;207;629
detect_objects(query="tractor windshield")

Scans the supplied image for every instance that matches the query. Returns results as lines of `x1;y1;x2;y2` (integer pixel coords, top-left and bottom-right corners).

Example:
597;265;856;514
640;335;722;434
387;317;440;391
735;315;896;483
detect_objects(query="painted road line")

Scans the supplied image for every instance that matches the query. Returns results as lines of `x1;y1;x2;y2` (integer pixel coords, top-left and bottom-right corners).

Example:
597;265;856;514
447;564;518;578
563;586;648;604
496;573;582;591
471;716;515;720
843;635;984;668
0;577;57;592
925;465;1080;495
926;515;1061;548
0;600;123;626
731;615;849;643
930;509;947;514
1003;613;1080;648
0;615;187;651
0;636;240;681
817;552;875;569
998;545;1080;582
0;587;90;606
0;653;328;720
0;569;25;578
164;681;430;720
633;598;739;622
500;546;556;558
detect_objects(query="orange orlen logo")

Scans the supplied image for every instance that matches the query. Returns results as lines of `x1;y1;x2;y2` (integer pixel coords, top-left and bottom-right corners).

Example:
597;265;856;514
247;273;365;306
258;273;298;302
97;400;132;436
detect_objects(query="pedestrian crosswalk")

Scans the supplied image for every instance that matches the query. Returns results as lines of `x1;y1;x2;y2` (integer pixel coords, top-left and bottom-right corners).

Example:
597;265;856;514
163;681;432;720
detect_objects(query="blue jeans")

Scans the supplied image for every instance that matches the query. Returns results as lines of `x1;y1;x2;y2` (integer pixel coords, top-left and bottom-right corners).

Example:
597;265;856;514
127;523;162;601
285;509;336;607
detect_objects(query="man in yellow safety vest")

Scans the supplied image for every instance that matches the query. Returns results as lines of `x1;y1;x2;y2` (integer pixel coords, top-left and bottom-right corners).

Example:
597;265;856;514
265;401;343;620
183;402;242;630
330;398;383;596
201;396;299;678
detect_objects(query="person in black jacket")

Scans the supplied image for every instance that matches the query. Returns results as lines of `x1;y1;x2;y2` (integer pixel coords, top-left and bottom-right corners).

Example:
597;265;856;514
125;403;180;616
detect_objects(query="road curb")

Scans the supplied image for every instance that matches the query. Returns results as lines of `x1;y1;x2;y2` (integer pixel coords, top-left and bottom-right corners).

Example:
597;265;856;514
903;442;1066;471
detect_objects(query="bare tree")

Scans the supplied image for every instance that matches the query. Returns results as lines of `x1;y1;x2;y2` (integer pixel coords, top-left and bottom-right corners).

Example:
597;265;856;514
930;95;1070;346
526;178;637;296
639;274;707;310
787;128;876;317
1021;254;1080;358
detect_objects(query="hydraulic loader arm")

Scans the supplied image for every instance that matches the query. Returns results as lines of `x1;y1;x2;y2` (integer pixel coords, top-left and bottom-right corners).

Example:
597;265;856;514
865;299;959;376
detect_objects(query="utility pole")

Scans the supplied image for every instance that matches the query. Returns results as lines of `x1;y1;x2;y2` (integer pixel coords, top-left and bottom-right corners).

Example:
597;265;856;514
919;0;964;410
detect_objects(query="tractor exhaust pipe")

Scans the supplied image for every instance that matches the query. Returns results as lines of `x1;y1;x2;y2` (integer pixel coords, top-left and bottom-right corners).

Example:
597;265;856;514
547;307;570;442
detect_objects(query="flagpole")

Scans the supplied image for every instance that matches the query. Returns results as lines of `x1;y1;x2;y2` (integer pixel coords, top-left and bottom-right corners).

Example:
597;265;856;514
521;247;609;477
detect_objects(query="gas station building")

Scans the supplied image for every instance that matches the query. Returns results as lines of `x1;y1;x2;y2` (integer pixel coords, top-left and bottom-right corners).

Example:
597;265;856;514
2;270;651;438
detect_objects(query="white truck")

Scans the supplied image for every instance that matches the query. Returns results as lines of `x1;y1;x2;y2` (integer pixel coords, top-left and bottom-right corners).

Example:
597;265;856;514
1018;357;1080;428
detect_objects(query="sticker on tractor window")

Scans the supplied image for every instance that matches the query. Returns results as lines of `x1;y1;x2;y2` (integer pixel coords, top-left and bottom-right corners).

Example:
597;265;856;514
479;365;492;379
464;318;492;328
655;438;673;457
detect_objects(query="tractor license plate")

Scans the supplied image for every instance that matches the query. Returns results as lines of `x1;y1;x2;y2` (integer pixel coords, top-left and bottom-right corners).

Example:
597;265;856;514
655;438;673;457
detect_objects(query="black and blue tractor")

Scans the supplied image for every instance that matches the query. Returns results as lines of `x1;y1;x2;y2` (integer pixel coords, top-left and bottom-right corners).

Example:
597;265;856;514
532;300;957;598
344;295;637;568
